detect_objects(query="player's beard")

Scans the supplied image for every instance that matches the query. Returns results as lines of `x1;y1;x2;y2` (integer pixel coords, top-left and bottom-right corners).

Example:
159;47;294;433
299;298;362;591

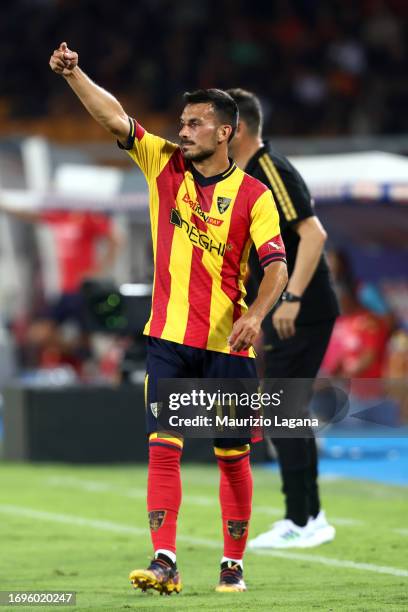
181;144;216;162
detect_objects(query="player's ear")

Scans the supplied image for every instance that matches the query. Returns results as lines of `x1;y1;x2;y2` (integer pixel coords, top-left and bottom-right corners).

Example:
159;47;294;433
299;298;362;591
218;124;232;144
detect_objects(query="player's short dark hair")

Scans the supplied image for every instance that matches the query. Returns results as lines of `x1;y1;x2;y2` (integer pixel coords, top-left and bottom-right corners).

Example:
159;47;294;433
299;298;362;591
183;88;238;141
226;88;263;136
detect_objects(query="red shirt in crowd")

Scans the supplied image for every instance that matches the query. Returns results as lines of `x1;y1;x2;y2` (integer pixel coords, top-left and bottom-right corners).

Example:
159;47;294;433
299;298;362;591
322;309;389;378
41;211;112;293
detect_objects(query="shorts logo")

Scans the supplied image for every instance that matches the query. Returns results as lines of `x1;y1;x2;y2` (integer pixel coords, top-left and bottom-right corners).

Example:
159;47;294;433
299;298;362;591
217;196;232;214
150;402;162;418
149;510;166;531
227;520;248;540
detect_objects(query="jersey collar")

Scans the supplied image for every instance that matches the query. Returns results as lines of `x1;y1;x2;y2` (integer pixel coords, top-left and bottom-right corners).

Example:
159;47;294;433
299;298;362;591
190;158;237;186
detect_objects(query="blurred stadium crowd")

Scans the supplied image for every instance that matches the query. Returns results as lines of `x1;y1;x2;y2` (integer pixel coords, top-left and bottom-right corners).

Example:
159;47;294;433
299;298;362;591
1;0;408;138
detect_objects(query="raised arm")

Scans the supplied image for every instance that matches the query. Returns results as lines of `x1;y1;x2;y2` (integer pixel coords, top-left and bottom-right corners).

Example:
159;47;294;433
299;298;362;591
49;42;129;143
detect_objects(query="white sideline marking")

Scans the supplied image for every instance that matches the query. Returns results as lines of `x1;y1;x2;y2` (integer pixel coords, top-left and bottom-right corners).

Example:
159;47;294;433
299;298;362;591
251;549;408;578
0;504;146;537
45;476;364;526
395;529;408;536
326;517;364;526
1;504;407;579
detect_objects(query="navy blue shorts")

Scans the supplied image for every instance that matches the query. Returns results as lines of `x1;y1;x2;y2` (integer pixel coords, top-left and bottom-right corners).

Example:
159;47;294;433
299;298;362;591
145;337;257;447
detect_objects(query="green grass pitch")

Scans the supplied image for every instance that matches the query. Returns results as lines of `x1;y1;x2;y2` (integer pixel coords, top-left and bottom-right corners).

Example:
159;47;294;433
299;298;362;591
0;462;407;611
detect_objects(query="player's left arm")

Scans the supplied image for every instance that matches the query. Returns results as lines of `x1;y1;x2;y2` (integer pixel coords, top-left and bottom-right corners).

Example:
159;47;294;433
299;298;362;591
273;215;327;339
229;189;288;352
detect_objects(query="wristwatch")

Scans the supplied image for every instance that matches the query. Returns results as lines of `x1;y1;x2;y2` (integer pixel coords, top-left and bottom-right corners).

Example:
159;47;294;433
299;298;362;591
281;291;302;303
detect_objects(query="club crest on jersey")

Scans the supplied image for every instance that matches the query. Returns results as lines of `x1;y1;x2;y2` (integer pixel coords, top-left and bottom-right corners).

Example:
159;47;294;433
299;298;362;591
148;510;166;531
150;402;162;418
227;520;248;540
217;196;232;214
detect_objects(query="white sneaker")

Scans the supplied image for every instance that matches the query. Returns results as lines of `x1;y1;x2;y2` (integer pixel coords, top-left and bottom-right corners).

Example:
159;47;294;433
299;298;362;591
302;510;336;548
248;519;311;549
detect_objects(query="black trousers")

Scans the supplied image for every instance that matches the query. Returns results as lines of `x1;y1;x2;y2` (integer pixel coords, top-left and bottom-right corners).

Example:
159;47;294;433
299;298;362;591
263;320;335;525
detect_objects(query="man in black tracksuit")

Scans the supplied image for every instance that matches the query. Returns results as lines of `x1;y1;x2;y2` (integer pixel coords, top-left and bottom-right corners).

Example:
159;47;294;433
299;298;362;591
228;89;339;548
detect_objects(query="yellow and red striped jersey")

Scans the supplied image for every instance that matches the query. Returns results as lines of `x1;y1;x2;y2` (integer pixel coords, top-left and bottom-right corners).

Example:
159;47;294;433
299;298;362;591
120;119;286;357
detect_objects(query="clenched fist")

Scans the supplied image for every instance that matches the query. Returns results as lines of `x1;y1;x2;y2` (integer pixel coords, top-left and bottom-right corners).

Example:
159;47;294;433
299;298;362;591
228;311;261;353
49;42;78;75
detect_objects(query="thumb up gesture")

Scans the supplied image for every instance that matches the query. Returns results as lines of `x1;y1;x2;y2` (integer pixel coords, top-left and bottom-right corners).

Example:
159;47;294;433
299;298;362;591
49;42;78;75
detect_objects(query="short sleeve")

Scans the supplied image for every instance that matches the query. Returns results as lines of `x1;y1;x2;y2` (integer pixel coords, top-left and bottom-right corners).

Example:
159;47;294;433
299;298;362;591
274;167;314;226
249;190;286;268
258;155;314;228
118;117;178;181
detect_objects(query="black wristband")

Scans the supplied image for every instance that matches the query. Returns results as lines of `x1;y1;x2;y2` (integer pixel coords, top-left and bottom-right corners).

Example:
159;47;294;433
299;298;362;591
281;291;302;303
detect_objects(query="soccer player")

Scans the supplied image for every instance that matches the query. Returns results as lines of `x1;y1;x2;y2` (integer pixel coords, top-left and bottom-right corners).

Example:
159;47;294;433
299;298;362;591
228;89;339;548
49;44;288;593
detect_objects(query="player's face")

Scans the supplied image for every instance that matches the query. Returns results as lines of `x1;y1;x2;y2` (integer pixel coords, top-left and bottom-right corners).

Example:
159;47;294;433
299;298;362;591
179;103;222;162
